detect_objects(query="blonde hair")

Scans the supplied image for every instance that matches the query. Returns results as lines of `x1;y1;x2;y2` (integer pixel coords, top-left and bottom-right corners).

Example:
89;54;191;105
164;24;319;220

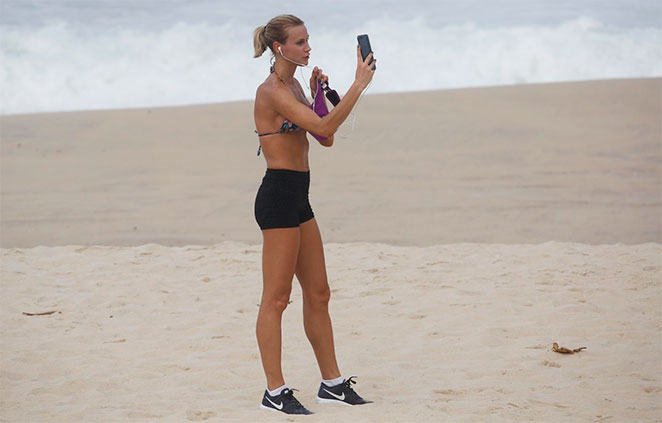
253;14;305;58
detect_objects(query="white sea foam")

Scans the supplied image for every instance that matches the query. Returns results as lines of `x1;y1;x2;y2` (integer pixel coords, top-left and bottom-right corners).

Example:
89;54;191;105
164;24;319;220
1;13;660;114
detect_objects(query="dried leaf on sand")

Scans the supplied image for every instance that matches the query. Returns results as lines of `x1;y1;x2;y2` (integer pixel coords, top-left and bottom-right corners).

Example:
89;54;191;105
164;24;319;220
552;342;587;354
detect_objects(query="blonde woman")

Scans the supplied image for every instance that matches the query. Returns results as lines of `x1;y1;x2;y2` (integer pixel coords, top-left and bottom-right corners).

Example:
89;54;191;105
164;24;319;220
252;14;375;415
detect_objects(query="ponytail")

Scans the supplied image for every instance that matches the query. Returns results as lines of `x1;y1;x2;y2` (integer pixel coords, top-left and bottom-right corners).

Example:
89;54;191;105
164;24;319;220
253;25;268;58
252;14;304;59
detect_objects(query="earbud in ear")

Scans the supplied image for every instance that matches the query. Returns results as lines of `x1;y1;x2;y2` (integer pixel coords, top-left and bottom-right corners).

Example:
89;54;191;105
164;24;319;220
275;45;307;67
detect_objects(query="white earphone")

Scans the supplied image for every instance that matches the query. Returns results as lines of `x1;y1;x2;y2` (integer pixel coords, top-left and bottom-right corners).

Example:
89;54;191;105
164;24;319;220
277;45;310;68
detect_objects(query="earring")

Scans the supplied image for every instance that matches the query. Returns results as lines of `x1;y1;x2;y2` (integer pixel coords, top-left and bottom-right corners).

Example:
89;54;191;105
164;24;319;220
270;55;275;66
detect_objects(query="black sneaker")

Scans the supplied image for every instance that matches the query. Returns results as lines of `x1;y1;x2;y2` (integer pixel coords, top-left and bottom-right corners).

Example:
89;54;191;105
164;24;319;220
260;388;313;415
316;376;373;406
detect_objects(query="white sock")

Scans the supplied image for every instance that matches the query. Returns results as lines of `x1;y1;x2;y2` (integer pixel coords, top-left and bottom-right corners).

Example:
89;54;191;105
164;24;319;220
322;376;344;387
268;384;288;396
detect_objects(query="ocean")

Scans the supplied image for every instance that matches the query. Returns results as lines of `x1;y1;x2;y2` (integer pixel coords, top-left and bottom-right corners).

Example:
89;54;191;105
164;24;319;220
1;0;660;115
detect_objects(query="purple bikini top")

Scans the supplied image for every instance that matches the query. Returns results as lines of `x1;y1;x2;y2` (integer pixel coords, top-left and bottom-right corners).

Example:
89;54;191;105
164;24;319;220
309;79;329;142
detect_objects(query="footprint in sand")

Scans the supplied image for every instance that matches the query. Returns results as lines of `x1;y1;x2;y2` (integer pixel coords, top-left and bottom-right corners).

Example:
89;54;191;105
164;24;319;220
433;389;466;397
525;344;548;350
128;411;164;418
527;399;569;408
186;410;217;421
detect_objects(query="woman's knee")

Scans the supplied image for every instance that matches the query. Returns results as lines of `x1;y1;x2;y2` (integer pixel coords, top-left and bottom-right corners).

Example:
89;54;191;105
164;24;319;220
304;285;331;308
261;292;292;313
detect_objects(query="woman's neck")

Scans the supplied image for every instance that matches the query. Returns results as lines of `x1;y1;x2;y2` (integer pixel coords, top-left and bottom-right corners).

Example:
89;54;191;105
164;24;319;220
272;59;297;84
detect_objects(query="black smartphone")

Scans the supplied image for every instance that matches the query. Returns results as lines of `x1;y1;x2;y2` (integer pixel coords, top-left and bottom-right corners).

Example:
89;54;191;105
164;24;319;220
357;34;375;70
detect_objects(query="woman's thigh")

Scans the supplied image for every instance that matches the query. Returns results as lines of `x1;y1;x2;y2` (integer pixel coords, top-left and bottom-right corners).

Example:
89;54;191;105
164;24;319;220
295;218;329;295
261;227;300;298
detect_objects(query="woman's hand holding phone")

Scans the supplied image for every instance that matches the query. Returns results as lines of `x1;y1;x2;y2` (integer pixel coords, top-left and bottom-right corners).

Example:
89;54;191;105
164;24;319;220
355;46;375;89
355;34;375;89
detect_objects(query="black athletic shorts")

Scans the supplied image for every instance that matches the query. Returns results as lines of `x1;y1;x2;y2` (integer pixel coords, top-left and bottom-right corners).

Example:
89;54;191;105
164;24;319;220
254;168;315;230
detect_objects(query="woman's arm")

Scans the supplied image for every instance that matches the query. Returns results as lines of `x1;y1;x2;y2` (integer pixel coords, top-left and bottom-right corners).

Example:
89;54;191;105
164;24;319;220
292;76;333;147
270;47;375;138
318;132;334;147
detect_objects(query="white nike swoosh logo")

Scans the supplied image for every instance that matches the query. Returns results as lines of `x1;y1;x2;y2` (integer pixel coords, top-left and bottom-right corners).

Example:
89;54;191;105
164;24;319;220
266;396;283;410
323;388;345;401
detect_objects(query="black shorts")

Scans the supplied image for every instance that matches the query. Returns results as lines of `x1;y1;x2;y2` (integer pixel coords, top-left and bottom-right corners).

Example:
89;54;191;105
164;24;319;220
254;168;315;230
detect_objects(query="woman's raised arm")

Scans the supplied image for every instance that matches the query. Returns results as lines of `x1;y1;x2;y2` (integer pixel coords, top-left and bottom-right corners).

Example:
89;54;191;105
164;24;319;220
271;46;375;138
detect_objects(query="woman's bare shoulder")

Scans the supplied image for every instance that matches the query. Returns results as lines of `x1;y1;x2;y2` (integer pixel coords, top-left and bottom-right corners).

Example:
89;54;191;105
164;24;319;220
256;77;291;107
256;78;294;124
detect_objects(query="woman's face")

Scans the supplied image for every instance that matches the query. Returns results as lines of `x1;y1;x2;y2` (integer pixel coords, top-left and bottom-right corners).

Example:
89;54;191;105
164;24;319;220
280;25;311;65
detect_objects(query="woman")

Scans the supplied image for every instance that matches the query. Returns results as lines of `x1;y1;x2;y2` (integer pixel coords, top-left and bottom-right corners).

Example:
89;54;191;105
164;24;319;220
252;14;375;415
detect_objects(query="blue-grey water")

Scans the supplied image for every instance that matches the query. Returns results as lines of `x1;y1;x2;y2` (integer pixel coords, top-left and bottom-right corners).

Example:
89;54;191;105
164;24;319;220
1;0;660;114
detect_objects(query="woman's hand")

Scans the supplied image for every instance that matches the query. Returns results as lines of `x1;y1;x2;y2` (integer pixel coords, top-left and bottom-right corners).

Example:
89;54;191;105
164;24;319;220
309;66;328;98
355;46;375;89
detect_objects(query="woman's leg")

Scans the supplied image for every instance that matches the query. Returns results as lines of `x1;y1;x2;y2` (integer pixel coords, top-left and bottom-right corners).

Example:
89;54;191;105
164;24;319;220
256;227;300;390
295;218;341;380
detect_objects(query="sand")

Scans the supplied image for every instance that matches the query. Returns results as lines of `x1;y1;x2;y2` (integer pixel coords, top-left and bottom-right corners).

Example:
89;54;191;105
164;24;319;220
1;78;661;422
2;241;661;422
1;78;660;247
0;242;662;422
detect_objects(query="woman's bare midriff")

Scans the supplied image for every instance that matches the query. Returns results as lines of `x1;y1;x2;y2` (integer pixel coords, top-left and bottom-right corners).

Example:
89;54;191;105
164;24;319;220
260;132;310;171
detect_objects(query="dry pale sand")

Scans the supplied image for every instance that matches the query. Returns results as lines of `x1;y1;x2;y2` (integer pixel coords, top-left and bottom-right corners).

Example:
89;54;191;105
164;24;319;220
1;241;660;422
1;78;660;247
1;79;661;422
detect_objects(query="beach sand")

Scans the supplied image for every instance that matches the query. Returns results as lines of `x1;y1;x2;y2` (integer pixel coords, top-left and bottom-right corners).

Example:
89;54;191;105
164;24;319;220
1;78;661;422
1;242;660;422
1;78;660;247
